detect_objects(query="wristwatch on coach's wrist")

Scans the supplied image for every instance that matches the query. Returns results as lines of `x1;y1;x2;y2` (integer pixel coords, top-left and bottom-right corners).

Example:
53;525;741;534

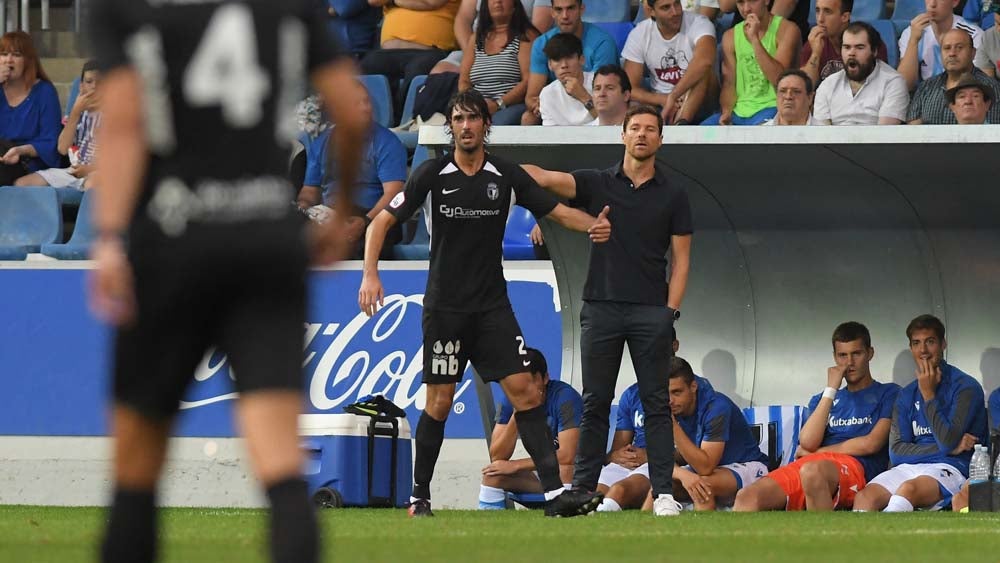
584;98;595;111
668;307;680;321
494;97;505;110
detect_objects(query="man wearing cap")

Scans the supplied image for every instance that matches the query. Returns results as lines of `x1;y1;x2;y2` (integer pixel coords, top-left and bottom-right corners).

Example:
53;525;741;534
946;72;994;123
907;28;1000;124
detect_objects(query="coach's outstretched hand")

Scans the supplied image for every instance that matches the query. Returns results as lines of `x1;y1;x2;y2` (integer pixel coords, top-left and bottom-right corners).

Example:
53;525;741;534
358;273;385;317
589;206;611;243
89;236;136;326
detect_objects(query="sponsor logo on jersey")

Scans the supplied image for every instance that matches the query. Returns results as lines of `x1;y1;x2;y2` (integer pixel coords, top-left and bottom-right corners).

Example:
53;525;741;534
389;192;405;209
912;421;933;437
431;339;462;377
486;182;499;201
439;204;502;219
442;187;461;195
828;415;873;428
634;411;645;429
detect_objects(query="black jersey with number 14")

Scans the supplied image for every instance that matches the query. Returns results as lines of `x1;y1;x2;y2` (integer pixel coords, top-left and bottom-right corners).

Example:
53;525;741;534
88;0;344;230
387;153;559;313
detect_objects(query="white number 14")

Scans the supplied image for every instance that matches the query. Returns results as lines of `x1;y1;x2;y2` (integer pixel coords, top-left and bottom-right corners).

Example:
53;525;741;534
182;3;271;128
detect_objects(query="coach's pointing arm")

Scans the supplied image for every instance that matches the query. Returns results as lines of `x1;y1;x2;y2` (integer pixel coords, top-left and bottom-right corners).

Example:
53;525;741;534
517;164;610;242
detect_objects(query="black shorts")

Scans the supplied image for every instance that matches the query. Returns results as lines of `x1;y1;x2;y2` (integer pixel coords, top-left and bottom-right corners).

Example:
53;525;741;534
113;218;309;420
421;305;530;385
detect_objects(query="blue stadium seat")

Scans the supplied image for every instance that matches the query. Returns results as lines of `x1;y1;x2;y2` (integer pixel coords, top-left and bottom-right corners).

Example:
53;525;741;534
582;0;631;22
0;187;63;260
395;74;427;150
716;11;736;39
359;74;394;128
411;144;430;170
393;210;430;259
871;19;900;67
41;190;94;260
891;0;924;34
502;206;538;260
63;77;80;121
852;0;887;21
634;3;650;23
594;21;634;56
53;187;84;207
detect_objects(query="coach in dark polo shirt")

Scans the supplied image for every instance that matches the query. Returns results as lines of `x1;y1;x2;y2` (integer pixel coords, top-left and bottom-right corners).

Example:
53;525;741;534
522;105;693;517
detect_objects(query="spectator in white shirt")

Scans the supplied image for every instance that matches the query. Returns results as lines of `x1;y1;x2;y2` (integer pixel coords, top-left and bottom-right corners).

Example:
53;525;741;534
814;22;909;124
623;0;717;125
589;65;632;126
763;69;819;124
539;32;597;125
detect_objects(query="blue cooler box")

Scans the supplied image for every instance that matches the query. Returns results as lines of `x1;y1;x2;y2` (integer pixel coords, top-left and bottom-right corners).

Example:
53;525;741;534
300;413;412;508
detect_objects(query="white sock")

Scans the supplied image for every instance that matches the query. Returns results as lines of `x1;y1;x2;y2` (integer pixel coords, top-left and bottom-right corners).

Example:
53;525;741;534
596;498;621;512
409;496;427;503
564;484;572;490
544;488;565;500
883;495;914;513
478;485;505;504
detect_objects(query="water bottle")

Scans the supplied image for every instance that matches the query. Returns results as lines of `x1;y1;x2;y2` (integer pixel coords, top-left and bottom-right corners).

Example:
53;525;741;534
970;445;989;484
993;448;1000;482
969;445;993;511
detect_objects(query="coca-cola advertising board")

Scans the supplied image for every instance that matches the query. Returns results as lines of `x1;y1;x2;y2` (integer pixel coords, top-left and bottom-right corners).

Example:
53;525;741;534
0;265;562;438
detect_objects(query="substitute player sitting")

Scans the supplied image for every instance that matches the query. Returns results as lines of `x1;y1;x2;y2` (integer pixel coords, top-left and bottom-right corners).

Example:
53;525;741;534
734;322;899;512
853;314;987;512
359;90;611;518
595;338;689;512
596;372;720;512
478;347;583;509
666;357;769;510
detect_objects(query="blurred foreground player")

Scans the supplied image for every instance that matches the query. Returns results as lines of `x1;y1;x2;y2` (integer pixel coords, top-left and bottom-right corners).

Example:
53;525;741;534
358;90;611;517
87;1;366;562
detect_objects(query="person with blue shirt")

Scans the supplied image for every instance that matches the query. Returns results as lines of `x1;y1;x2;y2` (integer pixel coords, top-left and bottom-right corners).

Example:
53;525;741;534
664;356;769;511
521;0;618;124
734;322;900;512
594;338;682;511
296;82;407;259
0;32;62;185
325;0;381;57
478;347;584;509
595;366;721;511
853;314;988;512
951;386;1000;511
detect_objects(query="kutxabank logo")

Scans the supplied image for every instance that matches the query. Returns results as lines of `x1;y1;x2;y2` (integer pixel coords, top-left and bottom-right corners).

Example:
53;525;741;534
179;294;475;415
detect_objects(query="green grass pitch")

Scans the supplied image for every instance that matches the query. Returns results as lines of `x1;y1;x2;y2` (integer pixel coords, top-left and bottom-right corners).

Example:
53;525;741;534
3;506;1000;562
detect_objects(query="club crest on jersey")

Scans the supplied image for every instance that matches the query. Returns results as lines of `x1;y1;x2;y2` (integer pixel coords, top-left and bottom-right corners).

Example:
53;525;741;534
389;192;405;209
486;182;499;201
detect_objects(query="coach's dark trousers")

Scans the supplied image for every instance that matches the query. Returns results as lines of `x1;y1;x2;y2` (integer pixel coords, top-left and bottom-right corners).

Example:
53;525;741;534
573;301;675;497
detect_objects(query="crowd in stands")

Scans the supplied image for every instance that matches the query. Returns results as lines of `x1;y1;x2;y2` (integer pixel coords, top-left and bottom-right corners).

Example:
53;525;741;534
480;315;1000;513
335;0;1000;127
1;32;101;190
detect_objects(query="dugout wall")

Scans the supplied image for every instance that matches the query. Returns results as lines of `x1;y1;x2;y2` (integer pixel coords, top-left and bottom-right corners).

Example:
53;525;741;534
420;126;1000;409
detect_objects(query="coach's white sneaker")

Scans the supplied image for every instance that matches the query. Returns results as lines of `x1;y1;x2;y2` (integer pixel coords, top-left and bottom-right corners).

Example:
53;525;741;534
653;494;682;516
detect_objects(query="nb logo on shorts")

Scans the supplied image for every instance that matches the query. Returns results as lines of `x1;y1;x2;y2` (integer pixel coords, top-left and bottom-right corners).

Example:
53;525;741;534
431;340;462;377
